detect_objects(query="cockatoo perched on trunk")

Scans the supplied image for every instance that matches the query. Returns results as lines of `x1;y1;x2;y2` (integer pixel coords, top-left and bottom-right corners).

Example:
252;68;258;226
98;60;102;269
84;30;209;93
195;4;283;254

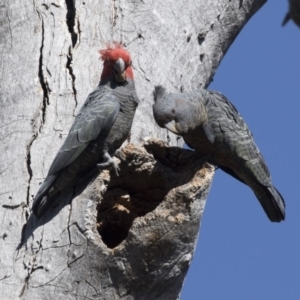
153;86;285;222
33;44;139;218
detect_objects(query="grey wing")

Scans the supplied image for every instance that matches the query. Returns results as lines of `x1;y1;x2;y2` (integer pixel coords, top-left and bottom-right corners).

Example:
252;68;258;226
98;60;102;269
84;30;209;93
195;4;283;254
208;91;271;186
47;89;120;176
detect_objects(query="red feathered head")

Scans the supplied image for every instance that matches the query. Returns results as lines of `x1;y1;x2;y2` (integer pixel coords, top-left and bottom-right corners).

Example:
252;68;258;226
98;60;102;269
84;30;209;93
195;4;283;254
99;43;133;81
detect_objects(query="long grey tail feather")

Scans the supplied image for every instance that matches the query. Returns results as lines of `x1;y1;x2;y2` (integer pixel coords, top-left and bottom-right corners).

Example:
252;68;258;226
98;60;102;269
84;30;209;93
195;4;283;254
33;193;61;218
258;185;285;222
219;166;285;222
32;175;57;218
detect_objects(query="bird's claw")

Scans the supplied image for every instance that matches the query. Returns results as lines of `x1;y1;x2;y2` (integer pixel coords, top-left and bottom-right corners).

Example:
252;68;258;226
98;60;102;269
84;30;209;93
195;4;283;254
112;160;120;176
113;149;126;162
97;154;120;176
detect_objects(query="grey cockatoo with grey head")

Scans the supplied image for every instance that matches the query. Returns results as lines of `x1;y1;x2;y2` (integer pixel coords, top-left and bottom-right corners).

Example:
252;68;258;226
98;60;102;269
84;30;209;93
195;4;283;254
152;86;285;222
32;44;139;218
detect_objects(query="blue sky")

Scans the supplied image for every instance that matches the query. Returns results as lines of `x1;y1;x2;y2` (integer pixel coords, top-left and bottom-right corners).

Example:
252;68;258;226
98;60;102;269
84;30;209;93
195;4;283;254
181;1;300;299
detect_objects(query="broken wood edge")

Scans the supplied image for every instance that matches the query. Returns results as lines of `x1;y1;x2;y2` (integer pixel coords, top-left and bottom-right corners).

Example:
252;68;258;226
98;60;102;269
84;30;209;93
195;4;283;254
81;138;215;250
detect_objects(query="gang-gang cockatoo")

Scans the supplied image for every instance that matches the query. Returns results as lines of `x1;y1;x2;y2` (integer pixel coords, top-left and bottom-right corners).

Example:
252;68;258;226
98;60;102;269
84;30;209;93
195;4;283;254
33;44;139;218
153;86;285;222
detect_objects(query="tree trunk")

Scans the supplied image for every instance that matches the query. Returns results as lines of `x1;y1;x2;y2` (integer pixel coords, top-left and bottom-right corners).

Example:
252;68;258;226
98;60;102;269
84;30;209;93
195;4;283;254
0;0;266;299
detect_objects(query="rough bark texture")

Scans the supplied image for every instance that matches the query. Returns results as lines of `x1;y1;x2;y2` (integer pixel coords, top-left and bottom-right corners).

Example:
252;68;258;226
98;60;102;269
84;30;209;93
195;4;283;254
0;0;266;299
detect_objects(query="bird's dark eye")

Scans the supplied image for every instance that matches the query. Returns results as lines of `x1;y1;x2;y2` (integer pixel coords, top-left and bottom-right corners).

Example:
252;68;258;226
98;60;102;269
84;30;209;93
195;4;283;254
171;109;176;113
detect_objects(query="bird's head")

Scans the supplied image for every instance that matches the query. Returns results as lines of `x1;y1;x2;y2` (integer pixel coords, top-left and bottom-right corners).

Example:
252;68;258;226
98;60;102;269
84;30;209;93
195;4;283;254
99;43;134;83
153;86;203;135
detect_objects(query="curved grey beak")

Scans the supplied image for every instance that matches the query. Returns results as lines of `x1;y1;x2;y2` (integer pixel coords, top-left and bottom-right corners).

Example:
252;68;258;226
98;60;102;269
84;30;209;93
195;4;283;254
113;58;126;82
164;120;180;135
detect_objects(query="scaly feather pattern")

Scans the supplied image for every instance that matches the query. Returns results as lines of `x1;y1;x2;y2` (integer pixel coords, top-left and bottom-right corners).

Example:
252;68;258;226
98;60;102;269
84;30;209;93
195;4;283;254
33;44;139;218
153;86;285;222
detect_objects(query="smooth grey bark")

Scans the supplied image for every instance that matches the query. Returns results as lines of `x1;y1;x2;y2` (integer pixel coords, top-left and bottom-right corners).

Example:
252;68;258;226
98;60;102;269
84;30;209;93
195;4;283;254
0;0;266;299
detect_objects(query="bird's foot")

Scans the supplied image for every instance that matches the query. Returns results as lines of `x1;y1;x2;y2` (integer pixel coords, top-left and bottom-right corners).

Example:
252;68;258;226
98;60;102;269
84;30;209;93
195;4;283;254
113;148;126;162
97;153;120;176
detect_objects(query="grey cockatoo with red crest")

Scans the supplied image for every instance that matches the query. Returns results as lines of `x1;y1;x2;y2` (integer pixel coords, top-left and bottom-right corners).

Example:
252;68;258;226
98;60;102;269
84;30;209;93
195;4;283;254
32;44;139;218
153;86;285;222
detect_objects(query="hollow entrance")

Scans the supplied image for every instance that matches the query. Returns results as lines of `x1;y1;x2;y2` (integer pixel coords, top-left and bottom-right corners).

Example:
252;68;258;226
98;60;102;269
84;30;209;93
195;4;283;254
96;141;206;249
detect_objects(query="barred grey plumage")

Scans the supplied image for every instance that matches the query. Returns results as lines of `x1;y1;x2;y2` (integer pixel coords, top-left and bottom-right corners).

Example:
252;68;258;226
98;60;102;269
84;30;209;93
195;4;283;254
153;86;285;222
32;45;139;218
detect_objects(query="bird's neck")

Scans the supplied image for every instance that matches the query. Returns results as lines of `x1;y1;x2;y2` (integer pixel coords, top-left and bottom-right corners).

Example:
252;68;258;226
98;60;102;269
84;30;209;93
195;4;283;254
100;66;113;81
99;78;134;89
100;66;134;82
